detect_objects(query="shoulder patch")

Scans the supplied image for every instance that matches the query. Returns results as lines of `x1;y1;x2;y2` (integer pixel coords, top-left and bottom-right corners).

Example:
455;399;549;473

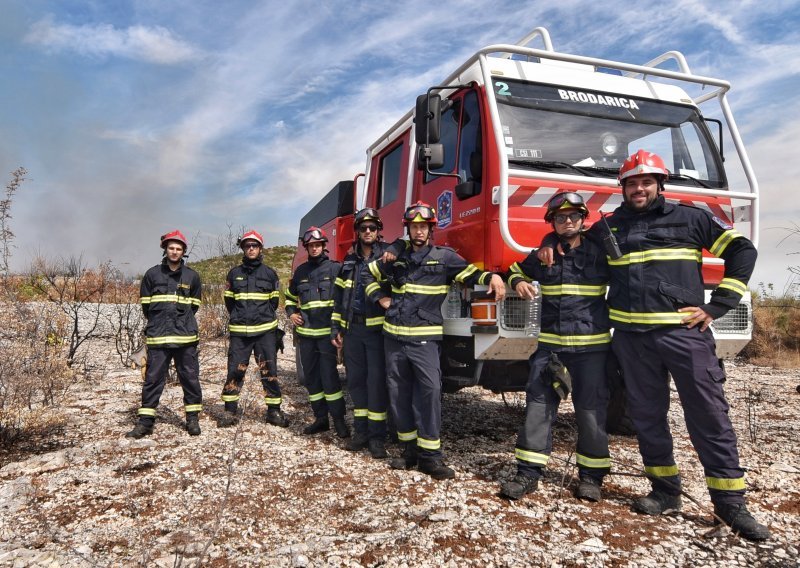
712;215;733;230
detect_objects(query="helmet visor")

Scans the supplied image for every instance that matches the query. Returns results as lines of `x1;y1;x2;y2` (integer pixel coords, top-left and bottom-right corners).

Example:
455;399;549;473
403;205;436;223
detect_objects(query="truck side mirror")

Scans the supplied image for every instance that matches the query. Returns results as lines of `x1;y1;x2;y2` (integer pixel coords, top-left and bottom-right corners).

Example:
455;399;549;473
415;93;442;144
417;144;444;171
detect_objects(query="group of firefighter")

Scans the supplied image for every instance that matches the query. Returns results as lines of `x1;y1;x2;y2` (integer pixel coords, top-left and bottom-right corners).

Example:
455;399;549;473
126;150;770;541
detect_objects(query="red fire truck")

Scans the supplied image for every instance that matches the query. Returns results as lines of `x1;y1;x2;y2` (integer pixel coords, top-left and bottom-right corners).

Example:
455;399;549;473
291;26;758;394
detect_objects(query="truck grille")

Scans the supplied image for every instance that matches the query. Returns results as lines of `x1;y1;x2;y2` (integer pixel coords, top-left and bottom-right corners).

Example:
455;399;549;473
499;294;541;336
710;303;752;335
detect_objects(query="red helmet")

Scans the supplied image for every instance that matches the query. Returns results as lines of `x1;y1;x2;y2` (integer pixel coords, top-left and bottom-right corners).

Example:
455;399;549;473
302;226;328;246
403;201;438;225
618;150;669;183
354;207;383;231
238;229;264;248
160;229;188;249
544;192;590;222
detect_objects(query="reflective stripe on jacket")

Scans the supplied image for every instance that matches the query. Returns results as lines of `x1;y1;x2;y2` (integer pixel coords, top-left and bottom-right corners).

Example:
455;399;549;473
331;241;390;336
286;255;341;338
140;259;202;348
224;258;280;336
364;244;495;342
507;235;610;352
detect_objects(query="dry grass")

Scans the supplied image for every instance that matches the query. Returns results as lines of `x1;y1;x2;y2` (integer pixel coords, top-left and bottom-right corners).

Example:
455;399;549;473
741;291;800;368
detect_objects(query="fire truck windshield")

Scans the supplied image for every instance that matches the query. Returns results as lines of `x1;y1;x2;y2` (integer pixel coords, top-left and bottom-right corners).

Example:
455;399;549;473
493;78;727;189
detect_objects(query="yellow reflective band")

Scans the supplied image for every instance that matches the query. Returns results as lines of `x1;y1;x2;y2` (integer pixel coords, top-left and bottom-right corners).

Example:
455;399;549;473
146;334;199;345
223;290;235;298
221;394;240;402
368;261;383;280
301;300;335;309
454;264;478;283
607;248;702;266
515;448;549;466
332;312;345;326
264;397;282;405
285;299;298;307
540;284;607;296
383;322;443;336
285;290;298;301
709;230;742;257
644;464;679;477
228;320;279;334
295;327;332;337
705;476;746;491
391;283;449;295
366;316;385;326
417;437;441;450
368;411;388;421
538;332;612;347
717;278;748;296
185;404;202;413
576;454;611;469
147;294;199;306
509;261;523;274
230;292;280;301
353;408;368;418
140;296;152;304
365;282;382;296
308;391;325;402
397;430;418;442
324;390;344;402
138;408;157;417
478;272;493;285
610;309;685;325
191;297;202;306
335;277;353;289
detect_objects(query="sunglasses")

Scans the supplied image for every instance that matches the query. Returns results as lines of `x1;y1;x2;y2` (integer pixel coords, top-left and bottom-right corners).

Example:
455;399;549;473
358;224;378;233
553;212;584;224
242;243;261;249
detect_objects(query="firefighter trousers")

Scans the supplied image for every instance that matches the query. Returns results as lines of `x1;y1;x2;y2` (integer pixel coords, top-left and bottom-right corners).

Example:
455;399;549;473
138;345;202;421
297;336;345;419
515;349;611;481
384;336;443;459
612;327;746;505
343;322;388;440
222;332;283;408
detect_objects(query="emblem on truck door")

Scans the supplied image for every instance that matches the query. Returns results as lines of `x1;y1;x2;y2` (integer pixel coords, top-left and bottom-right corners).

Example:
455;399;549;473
437;190;453;229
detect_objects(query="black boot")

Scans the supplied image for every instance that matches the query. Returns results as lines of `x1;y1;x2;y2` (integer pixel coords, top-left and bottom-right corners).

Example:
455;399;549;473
346;432;369;452
390;442;417;470
125;418;154;439
418;457;456;480
714;502;771;541
186;413;201;436
575;475;602;502
217;401;239;428
303;416;329;435
500;473;539;500
368;438;388;459
633;490;682;515
266;407;290;428
333;417;351;438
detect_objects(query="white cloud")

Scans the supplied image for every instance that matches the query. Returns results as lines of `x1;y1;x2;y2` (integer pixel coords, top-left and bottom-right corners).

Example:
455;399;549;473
24;16;199;64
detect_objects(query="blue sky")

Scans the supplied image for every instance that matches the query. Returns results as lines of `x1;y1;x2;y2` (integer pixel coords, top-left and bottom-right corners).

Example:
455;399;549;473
1;0;799;291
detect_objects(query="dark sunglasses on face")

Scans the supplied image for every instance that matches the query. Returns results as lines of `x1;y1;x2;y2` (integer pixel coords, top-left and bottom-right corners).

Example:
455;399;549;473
358;224;378;233
243;243;261;249
554;212;584;224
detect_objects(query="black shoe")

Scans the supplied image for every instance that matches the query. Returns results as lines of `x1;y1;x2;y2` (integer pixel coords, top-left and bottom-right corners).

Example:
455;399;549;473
714;502;771;541
265;407;290;428
633;490;682;515
418;457;456;480
217;411;239;428
390;443;417;470
346;432;369;452
576;476;602;502
303;417;329;435
186;413;201;436
368;438;388;459
125;421;154;439
500;473;539;500
333;418;351;438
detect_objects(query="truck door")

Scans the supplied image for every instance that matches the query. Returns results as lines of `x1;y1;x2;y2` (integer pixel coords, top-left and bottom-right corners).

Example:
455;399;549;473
371;133;411;242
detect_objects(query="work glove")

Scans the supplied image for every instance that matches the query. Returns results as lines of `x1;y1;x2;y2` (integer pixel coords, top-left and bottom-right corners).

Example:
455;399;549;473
541;352;572;400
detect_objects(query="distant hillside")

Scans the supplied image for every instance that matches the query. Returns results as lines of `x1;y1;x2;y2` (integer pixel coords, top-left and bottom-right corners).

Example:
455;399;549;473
190;245;296;286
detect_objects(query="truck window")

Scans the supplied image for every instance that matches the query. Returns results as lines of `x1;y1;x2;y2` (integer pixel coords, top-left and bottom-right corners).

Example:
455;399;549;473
379;142;404;207
457;90;482;197
425;103;459;181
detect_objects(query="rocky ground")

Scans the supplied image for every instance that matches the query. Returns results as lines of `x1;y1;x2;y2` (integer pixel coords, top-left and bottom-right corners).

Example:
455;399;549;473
0;336;798;567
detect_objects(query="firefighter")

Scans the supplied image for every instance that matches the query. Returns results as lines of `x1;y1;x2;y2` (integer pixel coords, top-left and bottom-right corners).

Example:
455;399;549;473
218;230;289;428
538;150;769;540
286;227;350;438
500;193;611;502
363;202;506;480
126;230;203;438
331;208;390;458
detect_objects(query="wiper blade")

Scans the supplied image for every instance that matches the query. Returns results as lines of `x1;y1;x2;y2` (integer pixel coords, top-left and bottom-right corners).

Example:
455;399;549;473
508;159;617;177
668;173;713;189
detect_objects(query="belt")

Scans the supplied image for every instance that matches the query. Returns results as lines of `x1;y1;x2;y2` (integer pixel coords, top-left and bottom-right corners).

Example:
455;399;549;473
350;313;367;325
